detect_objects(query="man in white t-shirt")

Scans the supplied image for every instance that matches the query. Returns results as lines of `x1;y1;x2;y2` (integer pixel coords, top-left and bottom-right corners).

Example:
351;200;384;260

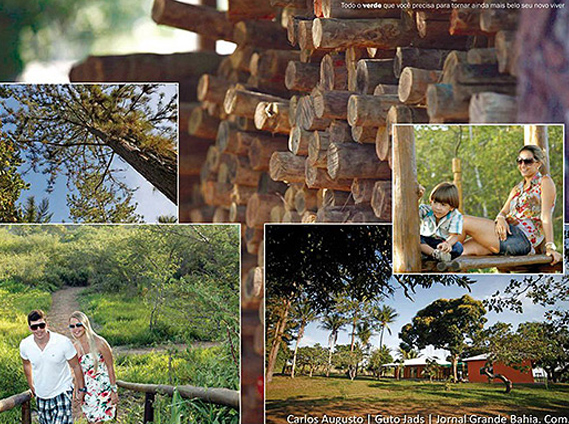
20;310;86;424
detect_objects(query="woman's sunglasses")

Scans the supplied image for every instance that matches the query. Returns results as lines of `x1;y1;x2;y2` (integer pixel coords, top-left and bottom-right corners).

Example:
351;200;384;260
516;157;536;165
30;323;46;330
69;323;84;329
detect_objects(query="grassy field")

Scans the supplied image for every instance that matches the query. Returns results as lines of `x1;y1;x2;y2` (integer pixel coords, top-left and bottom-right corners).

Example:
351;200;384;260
266;375;569;424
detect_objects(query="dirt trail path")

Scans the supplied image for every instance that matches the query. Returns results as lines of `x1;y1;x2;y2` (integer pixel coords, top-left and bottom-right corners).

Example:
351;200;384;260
49;286;85;335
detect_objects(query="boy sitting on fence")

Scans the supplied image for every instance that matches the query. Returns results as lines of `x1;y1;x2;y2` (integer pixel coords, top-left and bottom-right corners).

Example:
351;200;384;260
419;182;464;267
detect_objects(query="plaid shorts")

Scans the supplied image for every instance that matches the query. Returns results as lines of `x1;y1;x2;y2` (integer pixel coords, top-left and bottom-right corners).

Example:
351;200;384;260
37;389;74;424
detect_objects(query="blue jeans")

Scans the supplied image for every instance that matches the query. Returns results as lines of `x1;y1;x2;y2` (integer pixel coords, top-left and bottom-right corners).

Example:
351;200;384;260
498;224;532;255
420;235;464;259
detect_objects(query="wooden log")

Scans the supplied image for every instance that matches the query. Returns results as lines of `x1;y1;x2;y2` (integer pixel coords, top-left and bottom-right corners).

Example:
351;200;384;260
70;51;223;83
243;265;264;302
320;53;348;91
351;178;376;204
393;47;453;78
180;134;212;177
282;210;302;222
351;209;388;222
224;88;285;119
301;211;317;222
258;172;288;194
245;227;264;254
270;205;286;222
480;0;519;33
216;121;241;155
283;184;302;210
250;50;300;80
327;120;353;144
297;20;317;51
307;131;330;167
287;16;312;46
202;181;233;207
271;0;307;7
285;61;320;92
188;107;220;139
229;203;247;222
386;104;429;125
295;96;331;131
312;18;411;50
467;48;498;65
254;101;291;134
322;0;400;18
197;74;232;104
426;83;470;122
270;151;307;183
495;30;516;75
346;47;369;91
454;254;557;271
327;142;391;179
151;0;235;41
249;136;289;171
294;188;319;213
213;207;230;223
356;59;398;94
312;89;352;120
347;94;400;126
375;125;390;162
373;84;399;95
398;67;442;105
231;184;257;205
449;9;486;36
246;75;290;99
306;161;352;190
351;125;377;144
288;126;312;155
219;154;261;186
393;125;421;272
371;180;392;220
205;145;222;173
246;193;283;228
320;189;354;208
229;45;257;73
451;63;517;101
227;0;276;22
316;204;376;222
233;20;291;50
469;92;517;123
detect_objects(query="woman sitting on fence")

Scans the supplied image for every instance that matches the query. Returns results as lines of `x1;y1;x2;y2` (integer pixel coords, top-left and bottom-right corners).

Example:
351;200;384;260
68;311;118;424
459;145;561;265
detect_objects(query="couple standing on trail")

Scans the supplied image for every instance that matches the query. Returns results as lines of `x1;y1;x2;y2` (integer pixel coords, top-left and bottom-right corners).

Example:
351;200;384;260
20;309;118;424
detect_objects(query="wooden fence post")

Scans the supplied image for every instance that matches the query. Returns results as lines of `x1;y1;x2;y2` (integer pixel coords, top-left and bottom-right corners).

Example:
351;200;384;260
144;392;155;424
22;400;31;424
393;125;421;273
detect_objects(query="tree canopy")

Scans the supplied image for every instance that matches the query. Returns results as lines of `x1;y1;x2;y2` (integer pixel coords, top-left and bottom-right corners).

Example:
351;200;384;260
400;295;487;381
0;84;177;222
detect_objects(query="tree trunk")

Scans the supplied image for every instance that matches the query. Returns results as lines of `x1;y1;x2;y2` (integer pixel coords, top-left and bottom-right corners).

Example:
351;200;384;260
291;322;306;379
266;298;292;383
481;366;513;394
88;127;177;204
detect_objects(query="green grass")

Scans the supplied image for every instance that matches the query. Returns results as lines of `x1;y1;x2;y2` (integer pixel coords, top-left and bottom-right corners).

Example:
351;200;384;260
266;375;569;422
80;291;182;346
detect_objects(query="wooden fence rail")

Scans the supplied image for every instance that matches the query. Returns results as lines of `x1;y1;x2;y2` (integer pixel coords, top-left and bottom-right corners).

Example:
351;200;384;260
1;382;238;424
0;390;32;424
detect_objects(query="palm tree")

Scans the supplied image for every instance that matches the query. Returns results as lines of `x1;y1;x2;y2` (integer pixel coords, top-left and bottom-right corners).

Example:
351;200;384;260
290;297;318;378
320;311;347;377
373;305;399;349
356;321;373;353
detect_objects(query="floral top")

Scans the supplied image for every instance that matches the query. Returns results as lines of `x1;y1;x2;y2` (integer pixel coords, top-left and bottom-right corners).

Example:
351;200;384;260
506;172;552;249
79;352;116;422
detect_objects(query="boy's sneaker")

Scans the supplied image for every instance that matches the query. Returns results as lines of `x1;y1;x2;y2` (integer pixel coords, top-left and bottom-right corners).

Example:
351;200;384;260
432;249;451;263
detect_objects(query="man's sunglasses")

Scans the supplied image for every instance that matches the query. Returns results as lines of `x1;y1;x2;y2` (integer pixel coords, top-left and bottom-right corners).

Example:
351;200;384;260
30;323;46;330
516;157;536;165
69;323;84;329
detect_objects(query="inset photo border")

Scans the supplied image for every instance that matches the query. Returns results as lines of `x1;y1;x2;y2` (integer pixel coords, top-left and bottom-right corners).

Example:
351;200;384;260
392;124;564;274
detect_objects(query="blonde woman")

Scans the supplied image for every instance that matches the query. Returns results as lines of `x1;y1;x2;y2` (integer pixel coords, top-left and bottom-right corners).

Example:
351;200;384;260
68;311;118;423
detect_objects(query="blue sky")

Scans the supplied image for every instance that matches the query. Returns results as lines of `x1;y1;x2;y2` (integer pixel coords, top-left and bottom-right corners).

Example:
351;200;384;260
298;274;568;359
6;83;178;222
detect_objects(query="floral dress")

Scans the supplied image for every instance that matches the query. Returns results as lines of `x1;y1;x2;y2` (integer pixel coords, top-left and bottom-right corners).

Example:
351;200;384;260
506;172;553;249
79;352;116;422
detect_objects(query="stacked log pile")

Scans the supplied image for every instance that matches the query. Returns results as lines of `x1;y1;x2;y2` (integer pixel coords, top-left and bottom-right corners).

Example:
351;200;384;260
68;0;524;421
